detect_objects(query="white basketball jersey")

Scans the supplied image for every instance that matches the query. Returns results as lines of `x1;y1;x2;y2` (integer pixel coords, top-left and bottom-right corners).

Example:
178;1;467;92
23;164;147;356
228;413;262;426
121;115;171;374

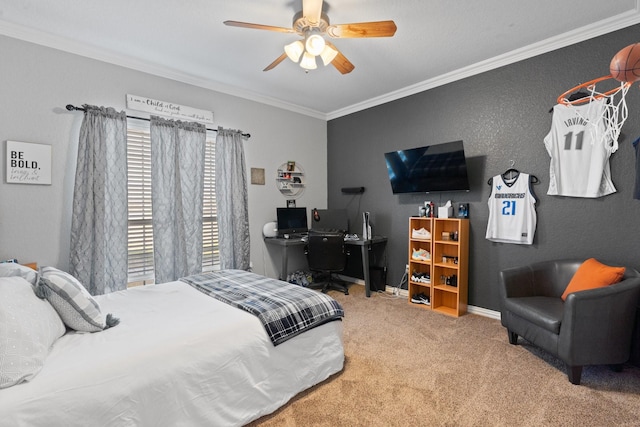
544;99;617;198
486;173;537;245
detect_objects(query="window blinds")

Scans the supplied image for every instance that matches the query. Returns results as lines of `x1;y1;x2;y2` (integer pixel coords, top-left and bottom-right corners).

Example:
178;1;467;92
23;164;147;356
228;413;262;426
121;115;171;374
126;129;219;286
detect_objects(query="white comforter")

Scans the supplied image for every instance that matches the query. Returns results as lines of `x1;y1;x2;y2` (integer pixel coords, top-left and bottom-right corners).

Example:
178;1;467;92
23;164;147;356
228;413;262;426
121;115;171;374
0;281;344;427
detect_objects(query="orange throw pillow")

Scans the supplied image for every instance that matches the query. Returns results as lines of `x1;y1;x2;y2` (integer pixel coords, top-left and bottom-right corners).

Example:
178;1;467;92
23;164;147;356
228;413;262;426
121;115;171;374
561;258;625;301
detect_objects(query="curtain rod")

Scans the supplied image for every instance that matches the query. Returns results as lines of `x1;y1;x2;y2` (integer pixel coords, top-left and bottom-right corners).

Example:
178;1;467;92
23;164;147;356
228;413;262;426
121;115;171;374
65;104;251;139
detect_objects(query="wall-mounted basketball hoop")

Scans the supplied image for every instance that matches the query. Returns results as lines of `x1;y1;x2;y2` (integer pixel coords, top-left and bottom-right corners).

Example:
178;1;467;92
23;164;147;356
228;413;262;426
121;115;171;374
557;75;631;106
556;75;632;147
553;43;640;163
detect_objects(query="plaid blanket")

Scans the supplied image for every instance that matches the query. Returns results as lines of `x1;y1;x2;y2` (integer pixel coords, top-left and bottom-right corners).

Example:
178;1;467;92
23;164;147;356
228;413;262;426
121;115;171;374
180;269;344;346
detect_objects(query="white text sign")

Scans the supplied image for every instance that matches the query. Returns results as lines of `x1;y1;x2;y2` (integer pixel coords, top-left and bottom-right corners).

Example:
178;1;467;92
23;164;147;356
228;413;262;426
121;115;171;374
126;94;214;124
6;141;52;185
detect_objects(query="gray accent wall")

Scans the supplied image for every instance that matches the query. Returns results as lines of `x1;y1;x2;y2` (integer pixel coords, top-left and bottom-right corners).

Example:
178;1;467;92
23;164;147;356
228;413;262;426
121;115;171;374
328;25;640;311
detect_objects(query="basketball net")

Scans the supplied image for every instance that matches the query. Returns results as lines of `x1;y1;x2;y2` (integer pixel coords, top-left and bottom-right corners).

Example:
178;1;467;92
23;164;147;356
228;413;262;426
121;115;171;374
557;76;631;151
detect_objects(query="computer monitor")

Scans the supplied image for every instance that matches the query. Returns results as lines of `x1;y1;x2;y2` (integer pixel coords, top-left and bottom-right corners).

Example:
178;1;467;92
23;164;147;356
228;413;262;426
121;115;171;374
276;207;308;236
310;209;349;233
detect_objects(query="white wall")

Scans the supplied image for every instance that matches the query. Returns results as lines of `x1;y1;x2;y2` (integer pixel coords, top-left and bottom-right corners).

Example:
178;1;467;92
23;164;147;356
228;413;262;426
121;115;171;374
0;35;327;279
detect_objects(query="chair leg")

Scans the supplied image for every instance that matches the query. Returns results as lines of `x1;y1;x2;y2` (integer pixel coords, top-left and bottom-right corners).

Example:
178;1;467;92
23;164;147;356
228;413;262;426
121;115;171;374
312;273;349;295
567;365;583;385
507;330;518;345
326;274;349;295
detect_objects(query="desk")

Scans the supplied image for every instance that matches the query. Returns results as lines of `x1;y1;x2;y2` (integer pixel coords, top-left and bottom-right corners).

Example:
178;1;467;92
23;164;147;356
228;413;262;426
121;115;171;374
264;236;387;297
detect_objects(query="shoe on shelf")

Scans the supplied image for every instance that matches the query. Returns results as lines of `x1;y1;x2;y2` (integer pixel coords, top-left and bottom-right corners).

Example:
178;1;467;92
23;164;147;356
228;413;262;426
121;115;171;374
411;271;425;282
411;292;427;304
412;228;432;240
411;271;432;284
411;248;431;261
411;292;431;305
419;274;431;284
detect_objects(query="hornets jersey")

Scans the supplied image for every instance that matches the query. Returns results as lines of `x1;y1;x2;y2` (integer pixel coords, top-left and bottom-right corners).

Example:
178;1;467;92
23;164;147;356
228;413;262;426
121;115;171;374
545;99;617;198
486;173;537;245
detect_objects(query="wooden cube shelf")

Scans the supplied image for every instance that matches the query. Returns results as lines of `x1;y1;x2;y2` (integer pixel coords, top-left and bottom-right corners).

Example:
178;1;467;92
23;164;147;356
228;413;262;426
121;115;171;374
408;217;468;317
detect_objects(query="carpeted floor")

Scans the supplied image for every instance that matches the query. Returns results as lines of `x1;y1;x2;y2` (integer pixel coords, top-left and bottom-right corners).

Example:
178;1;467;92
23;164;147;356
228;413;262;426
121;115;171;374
249;285;640;426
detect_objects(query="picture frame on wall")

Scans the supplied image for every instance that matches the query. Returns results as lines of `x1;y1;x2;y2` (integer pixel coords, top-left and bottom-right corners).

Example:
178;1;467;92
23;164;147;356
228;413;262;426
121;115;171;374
250;167;265;185
287;199;296;208
5;141;52;185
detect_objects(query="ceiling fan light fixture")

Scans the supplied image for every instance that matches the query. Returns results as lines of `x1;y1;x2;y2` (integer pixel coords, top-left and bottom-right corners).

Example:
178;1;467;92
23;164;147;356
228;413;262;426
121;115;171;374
300;51;317;70
284;40;304;62
305;33;326;56
225;3;396;74
320;44;338;66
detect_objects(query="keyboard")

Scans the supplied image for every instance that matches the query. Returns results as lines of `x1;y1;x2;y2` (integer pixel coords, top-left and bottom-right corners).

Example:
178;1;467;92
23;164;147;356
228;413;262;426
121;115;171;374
288;232;308;239
280;232;308;240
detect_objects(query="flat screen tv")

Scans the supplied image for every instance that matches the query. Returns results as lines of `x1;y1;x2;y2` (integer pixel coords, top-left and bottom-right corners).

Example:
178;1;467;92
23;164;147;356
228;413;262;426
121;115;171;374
384;140;471;194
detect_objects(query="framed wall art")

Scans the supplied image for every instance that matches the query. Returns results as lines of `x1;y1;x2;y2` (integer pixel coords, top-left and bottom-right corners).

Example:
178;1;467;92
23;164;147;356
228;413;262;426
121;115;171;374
5;141;52;185
250;167;265;185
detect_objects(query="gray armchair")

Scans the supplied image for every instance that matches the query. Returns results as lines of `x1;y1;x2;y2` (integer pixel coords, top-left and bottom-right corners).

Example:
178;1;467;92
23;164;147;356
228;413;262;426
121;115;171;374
499;259;640;385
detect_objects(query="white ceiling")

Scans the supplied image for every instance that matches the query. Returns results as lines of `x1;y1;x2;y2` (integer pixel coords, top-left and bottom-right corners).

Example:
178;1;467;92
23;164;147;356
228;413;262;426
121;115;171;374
1;0;639;120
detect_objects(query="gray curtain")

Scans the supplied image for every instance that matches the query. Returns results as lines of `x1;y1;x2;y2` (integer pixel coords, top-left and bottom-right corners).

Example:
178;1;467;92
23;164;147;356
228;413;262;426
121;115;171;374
150;116;206;283
215;127;250;270
69;105;128;295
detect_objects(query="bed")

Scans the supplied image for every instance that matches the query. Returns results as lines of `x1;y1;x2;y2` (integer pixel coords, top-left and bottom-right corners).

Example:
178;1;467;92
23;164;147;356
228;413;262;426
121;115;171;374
0;267;345;427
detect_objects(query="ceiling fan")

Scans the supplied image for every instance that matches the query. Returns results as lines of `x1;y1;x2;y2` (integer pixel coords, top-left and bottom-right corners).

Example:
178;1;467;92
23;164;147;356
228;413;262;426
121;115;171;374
223;0;397;74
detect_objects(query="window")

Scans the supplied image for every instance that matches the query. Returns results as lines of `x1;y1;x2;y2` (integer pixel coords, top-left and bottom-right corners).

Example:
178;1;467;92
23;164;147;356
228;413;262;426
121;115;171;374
127;129;153;286
126;127;219;287
202;137;220;270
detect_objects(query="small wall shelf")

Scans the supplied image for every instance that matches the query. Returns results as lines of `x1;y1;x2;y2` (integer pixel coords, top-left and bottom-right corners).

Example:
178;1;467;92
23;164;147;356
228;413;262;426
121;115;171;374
276;162;305;198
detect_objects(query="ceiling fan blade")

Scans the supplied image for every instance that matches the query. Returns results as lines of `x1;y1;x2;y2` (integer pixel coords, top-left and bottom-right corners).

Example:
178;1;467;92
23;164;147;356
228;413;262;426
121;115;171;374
263;53;288;72
303;0;324;25
327;20;397;38
224;20;294;34
326;42;354;74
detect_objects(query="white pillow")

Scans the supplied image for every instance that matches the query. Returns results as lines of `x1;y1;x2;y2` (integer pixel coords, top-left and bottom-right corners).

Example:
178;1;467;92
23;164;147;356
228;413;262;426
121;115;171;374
0;262;38;286
0;276;66;389
38;266;118;333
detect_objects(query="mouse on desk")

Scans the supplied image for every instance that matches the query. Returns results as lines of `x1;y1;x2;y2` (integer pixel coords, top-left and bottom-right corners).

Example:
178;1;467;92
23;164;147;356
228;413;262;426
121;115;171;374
283;234;290;239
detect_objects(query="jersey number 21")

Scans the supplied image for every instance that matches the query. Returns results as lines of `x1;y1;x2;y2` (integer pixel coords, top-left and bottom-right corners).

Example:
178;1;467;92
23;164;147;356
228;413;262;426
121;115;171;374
502;200;516;215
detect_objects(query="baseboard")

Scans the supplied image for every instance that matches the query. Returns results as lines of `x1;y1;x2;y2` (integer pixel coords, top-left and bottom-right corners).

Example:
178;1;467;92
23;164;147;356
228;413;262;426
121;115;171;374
384;285;408;297
467;305;501;320
339;277;502;320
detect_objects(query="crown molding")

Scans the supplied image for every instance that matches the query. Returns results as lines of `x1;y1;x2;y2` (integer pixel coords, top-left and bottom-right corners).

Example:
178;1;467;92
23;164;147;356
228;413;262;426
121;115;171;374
326;7;640;120
2;6;639;123
0;21;327;121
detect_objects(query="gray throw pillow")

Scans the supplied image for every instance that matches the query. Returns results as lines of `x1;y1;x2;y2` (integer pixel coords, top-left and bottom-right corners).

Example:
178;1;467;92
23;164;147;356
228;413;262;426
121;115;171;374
0;276;66;389
37;266;119;333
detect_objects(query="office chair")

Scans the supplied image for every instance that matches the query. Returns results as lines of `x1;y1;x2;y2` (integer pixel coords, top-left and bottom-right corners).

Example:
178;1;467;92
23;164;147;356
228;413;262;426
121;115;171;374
305;229;350;295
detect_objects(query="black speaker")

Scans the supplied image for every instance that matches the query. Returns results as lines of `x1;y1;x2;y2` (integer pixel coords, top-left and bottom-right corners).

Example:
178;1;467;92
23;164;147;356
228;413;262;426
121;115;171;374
341;186;365;194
